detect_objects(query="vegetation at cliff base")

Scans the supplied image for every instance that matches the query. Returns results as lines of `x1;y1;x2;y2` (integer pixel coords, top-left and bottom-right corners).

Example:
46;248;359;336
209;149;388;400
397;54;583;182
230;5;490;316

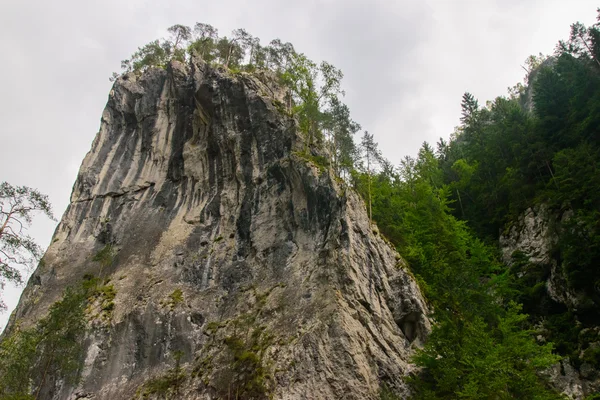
0;275;114;399
433;11;600;373
0;286;87;399
352;143;561;399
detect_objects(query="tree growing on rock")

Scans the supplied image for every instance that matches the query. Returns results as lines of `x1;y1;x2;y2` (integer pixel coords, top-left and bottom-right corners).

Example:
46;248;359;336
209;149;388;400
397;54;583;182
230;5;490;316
0;284;90;399
189;23;219;61
266;39;296;73
281;53;344;149
121;39;172;73
167;24;193;62
359;131;382;223
322;97;360;178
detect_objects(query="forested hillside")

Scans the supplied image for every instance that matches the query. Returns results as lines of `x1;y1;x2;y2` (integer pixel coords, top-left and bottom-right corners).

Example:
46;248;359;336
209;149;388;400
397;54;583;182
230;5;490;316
362;11;600;399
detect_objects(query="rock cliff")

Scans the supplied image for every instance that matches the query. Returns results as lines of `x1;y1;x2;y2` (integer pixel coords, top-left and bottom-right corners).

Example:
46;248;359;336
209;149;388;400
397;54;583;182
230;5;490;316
500;205;600;399
6;58;429;399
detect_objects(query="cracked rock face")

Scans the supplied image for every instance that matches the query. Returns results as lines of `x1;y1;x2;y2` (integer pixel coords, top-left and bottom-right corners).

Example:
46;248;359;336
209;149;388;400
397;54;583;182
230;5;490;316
7;58;430;400
499;205;582;309
500;205;600;399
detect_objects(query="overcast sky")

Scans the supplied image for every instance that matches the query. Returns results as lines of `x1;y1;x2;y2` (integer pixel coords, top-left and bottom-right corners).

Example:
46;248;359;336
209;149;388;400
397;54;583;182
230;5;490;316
0;0;597;331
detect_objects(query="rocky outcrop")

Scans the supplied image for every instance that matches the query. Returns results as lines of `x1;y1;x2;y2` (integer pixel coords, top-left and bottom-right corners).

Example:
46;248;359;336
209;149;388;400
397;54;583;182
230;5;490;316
499;204;579;307
541;357;600;400
7;58;429;399
500;205;555;266
500;204;600;398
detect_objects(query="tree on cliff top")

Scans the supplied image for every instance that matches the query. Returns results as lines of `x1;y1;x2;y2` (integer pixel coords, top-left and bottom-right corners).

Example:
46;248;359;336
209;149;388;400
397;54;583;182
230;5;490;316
0;182;55;311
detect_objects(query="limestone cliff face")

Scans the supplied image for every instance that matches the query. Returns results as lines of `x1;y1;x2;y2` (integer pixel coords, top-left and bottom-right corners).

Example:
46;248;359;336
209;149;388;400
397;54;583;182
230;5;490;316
499;205;578;308
500;205;600;399
8;58;429;399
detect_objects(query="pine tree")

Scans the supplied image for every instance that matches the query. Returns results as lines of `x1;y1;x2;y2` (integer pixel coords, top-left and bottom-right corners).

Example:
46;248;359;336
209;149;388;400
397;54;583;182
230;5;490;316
0;182;55;311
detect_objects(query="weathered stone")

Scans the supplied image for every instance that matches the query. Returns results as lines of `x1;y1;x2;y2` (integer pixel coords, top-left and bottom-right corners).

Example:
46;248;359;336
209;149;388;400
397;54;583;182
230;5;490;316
500;205;600;399
542;358;585;400
499;204;582;308
6;58;430;399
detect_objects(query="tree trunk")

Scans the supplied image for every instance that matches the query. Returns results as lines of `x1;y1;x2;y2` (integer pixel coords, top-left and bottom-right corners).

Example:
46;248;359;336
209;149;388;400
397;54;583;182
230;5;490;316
546;160;560;190
35;350;54;400
456;189;465;218
0;207;15;238
367;154;372;225
578;32;600;68
333;131;338;175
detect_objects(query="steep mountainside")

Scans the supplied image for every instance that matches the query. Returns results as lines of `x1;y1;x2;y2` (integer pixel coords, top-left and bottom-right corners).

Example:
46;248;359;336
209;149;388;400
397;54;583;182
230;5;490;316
6;57;429;399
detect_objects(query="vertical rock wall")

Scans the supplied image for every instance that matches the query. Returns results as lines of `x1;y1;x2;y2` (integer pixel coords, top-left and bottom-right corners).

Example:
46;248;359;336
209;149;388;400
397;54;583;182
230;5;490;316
7;58;429;400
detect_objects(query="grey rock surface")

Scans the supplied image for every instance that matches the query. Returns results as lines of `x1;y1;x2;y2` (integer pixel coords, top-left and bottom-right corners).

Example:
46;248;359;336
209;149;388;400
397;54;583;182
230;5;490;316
7;58;430;399
499;204;581;308
500;205;600;399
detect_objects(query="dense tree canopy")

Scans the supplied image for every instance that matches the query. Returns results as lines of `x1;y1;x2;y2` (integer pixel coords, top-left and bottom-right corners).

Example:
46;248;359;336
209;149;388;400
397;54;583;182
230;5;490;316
356;146;561;399
418;9;600;387
352;10;600;399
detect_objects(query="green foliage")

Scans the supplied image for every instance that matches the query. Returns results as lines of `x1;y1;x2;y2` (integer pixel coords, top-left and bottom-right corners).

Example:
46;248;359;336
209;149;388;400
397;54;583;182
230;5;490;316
92;244;115;269
0;281;92;399
0;274;122;399
430;9;600;374
168;288;184;310
97;283;116;316
36;286;88;378
136;351;186;399
322;97;361;178
582;344;600;365
218;326;273;400
437;12;600;242
358;131;384;223
293;150;330;173
0;326;39;399
188;23;218;62
0;182;55;310
117;23;297;76
355;142;562;398
81;274;117;321
281;53;344;149
412;303;560;399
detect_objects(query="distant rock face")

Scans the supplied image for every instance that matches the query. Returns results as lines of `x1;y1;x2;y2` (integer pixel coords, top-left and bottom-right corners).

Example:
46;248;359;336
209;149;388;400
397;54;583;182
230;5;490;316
499;205;555;266
500;205;600;399
499;204;583;309
8;58;429;399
